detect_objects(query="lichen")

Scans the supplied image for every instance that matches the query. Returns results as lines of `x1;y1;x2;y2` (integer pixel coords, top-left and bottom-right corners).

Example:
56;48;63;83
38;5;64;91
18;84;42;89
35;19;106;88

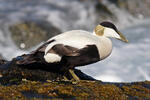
0;59;150;99
0;80;150;100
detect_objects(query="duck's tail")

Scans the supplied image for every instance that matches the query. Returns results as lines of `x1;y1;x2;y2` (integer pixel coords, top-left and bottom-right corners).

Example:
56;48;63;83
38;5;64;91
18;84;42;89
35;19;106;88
16;52;44;66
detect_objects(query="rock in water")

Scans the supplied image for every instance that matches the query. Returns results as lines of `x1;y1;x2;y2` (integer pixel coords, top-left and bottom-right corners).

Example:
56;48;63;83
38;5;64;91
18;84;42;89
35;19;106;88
9;20;61;50
0;54;6;65
108;0;150;18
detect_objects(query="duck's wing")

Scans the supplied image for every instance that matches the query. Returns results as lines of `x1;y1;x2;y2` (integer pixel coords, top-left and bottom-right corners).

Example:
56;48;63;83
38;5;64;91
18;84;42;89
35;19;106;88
16;39;56;65
45;44;100;66
31;39;56;54
46;44;80;57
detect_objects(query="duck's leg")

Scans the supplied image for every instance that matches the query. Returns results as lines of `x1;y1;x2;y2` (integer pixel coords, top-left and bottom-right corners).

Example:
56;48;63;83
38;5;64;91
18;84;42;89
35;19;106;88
60;66;70;81
60;62;80;81
69;69;80;81
63;76;69;81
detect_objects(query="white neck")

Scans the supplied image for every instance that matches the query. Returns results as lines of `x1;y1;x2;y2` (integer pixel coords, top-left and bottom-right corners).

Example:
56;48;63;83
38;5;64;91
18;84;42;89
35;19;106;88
96;36;113;60
92;31;97;36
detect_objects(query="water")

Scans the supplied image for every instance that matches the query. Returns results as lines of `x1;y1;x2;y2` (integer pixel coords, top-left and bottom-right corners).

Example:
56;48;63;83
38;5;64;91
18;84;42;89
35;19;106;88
80;22;150;82
0;0;150;82
0;0;97;59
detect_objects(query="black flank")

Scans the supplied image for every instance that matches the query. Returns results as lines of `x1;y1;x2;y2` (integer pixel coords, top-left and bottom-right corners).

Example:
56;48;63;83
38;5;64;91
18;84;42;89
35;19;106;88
46;44;79;56
60;45;100;70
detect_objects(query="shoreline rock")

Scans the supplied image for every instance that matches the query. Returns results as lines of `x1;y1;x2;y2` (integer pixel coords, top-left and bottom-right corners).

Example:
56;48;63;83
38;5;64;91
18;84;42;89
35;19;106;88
0;56;150;99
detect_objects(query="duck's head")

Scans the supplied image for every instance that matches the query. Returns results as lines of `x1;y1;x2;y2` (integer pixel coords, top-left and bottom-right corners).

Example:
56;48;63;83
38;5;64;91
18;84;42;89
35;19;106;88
94;21;128;43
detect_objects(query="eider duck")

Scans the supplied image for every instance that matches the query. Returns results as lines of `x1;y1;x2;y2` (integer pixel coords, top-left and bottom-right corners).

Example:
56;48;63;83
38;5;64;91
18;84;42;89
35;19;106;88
17;21;128;81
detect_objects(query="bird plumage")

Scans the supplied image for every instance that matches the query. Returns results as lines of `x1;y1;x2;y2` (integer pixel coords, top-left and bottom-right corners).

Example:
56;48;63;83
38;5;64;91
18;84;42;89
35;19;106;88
44;30;112;63
16;21;128;80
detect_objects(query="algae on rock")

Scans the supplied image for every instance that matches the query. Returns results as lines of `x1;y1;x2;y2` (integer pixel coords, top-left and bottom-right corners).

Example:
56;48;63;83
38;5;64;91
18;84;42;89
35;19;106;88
0;57;150;99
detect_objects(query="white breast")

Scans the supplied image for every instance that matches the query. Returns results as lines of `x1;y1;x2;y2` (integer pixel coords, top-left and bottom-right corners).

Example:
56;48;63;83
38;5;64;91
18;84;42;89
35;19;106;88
97;37;112;60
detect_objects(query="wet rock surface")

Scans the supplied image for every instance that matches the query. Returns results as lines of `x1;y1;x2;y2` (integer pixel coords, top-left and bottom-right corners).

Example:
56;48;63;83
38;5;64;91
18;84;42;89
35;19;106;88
95;1;117;22
108;0;150;18
92;0;150;23
9;20;61;50
0;56;150;99
0;78;150;99
0;55;6;66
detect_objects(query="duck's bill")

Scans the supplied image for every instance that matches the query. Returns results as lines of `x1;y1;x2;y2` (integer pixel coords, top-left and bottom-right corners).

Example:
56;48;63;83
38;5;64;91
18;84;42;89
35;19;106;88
117;31;129;43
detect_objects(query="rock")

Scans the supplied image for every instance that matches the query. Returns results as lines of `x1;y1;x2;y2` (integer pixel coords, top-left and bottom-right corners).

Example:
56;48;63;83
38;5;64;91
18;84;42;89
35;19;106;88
0;55;3;62
0;54;6;65
9;20;61;50
94;0;117;22
94;0;150;22
0;55;150;99
0;75;150;99
95;1;113;15
109;0;150;18
0;55;95;85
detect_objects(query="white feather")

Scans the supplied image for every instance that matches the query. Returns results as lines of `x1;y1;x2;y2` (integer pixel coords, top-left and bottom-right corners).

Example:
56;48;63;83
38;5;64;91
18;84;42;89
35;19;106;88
104;28;121;39
45;30;97;54
44;53;61;63
44;30;112;62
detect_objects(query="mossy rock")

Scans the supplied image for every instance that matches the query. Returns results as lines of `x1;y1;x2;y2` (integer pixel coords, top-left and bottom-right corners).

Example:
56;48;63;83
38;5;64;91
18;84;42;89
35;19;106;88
0;80;150;99
0;56;150;99
9;20;61;50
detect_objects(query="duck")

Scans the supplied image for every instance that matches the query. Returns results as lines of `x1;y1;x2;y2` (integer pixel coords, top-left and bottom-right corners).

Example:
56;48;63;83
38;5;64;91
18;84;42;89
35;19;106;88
17;21;128;81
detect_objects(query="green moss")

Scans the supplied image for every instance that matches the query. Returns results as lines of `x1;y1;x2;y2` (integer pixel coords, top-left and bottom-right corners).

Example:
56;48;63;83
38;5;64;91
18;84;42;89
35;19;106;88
122;84;150;98
0;80;150;99
0;60;150;99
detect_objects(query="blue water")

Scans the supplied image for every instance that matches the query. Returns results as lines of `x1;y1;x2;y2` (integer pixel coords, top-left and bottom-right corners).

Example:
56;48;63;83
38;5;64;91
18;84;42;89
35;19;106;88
0;0;150;82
